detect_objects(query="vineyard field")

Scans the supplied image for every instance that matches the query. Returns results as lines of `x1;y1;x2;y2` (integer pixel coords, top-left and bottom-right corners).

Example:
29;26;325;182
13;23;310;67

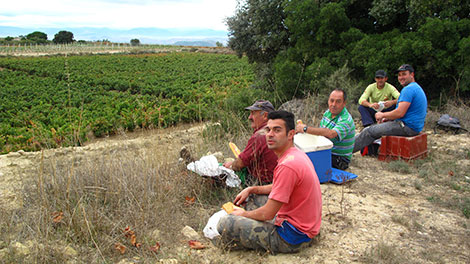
0;52;256;153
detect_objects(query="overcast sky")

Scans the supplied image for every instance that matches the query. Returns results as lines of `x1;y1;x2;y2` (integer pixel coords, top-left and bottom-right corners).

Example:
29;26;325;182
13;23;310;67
0;0;239;31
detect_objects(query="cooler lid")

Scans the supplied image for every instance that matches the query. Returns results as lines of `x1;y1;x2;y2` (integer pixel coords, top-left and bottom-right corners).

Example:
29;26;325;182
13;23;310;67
294;133;333;152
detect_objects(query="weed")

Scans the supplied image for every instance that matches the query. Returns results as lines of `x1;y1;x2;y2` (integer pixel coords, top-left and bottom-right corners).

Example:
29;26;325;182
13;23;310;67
388;160;411;174
361;241;408;264
450;182;462;191
391;215;410;228
414;180;422;190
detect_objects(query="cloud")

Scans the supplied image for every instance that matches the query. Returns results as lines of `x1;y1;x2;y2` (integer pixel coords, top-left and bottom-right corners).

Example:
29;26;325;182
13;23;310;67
0;0;236;30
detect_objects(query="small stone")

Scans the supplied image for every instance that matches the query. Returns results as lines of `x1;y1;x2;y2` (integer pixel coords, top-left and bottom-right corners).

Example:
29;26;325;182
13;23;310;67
181;225;200;240
11;242;29;256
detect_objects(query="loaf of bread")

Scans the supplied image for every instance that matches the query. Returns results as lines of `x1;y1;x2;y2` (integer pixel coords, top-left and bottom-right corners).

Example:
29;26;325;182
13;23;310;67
222;202;244;213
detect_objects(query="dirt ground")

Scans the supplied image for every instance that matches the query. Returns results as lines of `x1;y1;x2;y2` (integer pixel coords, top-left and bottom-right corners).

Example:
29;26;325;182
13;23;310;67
0;123;469;263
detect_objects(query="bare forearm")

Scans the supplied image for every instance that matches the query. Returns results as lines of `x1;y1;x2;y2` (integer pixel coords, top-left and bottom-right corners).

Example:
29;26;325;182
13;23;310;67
231;157;245;171
306;127;337;139
249;184;272;195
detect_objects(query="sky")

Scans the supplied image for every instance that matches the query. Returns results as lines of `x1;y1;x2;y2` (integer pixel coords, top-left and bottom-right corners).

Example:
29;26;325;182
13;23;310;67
0;0;238;31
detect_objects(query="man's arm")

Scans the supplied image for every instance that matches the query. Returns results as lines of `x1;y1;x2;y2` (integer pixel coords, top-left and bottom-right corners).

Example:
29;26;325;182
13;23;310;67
223;157;245;171
232;199;283;221
234;185;272;206
376;101;410;121
295;124;338;139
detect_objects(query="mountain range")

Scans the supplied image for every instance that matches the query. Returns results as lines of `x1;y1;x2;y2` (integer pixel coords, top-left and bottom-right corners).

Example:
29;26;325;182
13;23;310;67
0;26;229;46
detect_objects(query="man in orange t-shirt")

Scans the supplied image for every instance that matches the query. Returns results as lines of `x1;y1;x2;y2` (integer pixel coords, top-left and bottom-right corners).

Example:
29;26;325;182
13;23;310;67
216;110;322;254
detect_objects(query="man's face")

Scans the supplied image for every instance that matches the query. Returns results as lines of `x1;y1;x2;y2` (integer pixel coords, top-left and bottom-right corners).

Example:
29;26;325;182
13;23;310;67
375;76;387;88
249;110;267;130
398;71;414;87
265;119;293;152
328;90;346;117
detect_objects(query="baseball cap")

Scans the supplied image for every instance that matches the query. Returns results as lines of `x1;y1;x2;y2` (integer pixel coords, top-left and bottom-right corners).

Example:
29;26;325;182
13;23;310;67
396;64;414;73
245;100;275;112
375;70;387;78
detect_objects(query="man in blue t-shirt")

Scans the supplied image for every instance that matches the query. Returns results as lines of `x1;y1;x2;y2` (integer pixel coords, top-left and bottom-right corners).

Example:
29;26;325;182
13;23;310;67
353;64;427;152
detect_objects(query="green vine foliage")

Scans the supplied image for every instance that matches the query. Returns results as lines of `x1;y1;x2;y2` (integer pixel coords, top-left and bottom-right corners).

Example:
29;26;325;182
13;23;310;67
0;52;258;153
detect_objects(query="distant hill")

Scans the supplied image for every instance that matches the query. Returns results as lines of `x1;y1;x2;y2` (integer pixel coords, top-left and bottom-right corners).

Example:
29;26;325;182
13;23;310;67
0;26;228;45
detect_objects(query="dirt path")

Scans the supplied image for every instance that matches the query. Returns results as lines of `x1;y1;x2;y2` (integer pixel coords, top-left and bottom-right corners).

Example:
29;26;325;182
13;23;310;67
0;125;469;263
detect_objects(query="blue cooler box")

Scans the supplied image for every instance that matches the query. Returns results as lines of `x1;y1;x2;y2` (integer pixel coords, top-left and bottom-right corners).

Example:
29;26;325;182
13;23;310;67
294;134;333;183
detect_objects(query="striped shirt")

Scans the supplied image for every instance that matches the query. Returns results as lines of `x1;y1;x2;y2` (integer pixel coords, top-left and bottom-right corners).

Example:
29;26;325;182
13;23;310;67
320;108;355;160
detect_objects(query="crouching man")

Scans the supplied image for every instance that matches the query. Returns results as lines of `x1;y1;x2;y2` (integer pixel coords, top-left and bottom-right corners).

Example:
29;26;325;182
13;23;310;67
215;110;322;254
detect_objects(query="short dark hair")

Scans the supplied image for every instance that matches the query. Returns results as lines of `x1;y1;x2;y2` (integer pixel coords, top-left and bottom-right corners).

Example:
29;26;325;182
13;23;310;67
268;110;295;133
332;88;347;101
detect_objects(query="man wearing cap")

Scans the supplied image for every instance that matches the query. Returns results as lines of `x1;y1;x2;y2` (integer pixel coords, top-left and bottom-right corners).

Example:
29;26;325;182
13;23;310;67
358;70;400;127
223;100;278;185
353;64;427;153
295;89;355;170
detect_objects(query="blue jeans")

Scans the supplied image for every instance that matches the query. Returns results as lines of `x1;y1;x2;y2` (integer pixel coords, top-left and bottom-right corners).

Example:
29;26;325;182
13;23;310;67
353;120;419;153
358;105;396;127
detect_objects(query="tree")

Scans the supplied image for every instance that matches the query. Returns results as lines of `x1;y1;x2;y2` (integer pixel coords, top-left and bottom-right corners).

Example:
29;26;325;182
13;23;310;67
53;31;74;44
26;31;48;43
215;41;223;47
226;0;289;64
4;36;14;41
130;39;140;46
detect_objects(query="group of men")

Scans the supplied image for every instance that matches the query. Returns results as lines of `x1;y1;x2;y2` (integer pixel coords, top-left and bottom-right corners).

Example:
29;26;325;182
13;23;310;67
212;64;428;254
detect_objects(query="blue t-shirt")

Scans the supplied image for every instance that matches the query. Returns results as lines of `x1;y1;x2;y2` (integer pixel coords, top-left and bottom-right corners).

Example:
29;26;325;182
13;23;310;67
396;82;427;132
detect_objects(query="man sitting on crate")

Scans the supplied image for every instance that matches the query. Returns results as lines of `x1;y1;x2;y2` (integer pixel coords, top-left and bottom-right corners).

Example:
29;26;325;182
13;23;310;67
353;64;427;153
295;89;355;170
358;70;400;128
223;100;278;185
216;110;322;254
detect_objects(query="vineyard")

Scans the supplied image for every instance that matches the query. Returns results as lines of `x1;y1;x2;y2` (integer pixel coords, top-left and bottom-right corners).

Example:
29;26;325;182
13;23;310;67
0;52;257;153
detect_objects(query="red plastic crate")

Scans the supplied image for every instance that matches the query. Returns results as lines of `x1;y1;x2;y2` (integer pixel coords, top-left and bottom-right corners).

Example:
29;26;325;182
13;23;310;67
378;133;427;161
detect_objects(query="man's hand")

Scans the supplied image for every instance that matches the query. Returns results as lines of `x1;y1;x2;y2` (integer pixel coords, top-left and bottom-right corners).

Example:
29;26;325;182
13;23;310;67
296;123;306;134
234;187;252;206
375;112;386;123
231;207;245;216
222;161;233;169
370;102;380;110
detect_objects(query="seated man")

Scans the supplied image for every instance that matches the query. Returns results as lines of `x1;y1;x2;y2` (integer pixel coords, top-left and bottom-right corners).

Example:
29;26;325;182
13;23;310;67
223;100;278;185
358;70;400;127
295;89;355;170
353;64;427;152
216;110;322;254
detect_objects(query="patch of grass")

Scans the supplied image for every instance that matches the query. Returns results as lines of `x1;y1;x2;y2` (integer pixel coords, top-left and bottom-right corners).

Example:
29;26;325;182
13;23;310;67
450;182;462;191
458;197;470;219
361;241;408;264
391;215;410;228
0;125;244;263
388;160;412;174
414;180;422;190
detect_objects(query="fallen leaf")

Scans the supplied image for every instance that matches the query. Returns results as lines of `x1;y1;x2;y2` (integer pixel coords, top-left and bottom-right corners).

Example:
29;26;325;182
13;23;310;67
149;242;161;253
114;243;126;254
184;196;196;205
130;234;137;246
51;211;63;223
448;170;454;176
188;240;206;250
135;242;142;248
123;226;135;239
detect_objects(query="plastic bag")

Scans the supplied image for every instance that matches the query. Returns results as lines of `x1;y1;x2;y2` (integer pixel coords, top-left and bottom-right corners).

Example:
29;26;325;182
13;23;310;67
187;155;241;188
203;209;228;239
